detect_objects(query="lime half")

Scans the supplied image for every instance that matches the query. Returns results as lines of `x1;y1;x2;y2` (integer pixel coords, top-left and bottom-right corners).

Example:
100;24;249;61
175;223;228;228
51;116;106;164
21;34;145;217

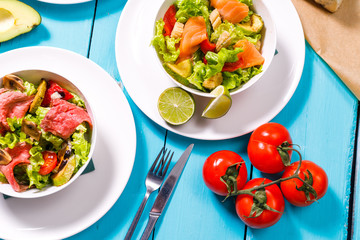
202;86;232;119
158;87;195;125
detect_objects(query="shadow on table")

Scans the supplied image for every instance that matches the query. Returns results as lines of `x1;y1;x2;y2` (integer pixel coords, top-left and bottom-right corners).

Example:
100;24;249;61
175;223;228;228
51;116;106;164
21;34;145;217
247;187;343;239
273;42;313;126
0;24;50;52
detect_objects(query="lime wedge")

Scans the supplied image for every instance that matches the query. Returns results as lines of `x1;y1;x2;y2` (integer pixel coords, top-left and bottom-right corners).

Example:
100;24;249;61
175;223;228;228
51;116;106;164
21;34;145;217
202;86;232;119
158;87;195;125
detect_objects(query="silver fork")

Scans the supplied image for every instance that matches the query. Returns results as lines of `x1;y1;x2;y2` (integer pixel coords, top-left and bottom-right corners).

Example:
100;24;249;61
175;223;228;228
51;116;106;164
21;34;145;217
124;147;174;240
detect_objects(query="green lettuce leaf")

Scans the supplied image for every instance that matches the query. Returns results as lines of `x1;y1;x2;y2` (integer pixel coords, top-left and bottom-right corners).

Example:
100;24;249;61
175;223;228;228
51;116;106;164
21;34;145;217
244;34;261;44
151;19;181;62
71;124;91;174
188;61;207;91
7;117;23;132
222;66;262;90
205;47;242;70
175;0;211;33
25;107;49;125
210;21;245;45
26;145;50;189
187;48;242;91
68;93;86;108
0;117;35;148
239;0;253;6
24;81;37;96
41;132;64;151
0;132;18;149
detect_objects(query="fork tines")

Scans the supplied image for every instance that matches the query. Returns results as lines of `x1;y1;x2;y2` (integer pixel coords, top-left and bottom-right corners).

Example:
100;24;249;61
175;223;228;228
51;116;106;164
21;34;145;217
151;147;173;177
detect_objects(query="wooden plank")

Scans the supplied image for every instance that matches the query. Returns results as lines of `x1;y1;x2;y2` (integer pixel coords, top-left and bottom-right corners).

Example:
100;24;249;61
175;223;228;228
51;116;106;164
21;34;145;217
66;0;167;239
154;133;249;239
246;43;357;240
351;117;360;239
0;0;95;56
87;0;127;81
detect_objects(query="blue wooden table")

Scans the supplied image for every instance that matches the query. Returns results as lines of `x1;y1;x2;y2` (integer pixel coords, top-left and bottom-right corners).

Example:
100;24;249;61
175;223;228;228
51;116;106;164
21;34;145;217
0;0;358;239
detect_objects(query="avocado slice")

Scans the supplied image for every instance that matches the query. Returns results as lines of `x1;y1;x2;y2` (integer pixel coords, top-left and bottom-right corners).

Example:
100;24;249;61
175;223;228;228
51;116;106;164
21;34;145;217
0;172;8;184
163;59;192;86
29;79;47;114
202;72;223;91
52;155;76;187
0;0;41;43
238;14;263;34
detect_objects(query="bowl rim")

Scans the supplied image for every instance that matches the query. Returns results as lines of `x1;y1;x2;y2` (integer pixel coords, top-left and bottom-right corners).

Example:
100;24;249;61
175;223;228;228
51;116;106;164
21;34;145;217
155;0;277;98
0;69;97;198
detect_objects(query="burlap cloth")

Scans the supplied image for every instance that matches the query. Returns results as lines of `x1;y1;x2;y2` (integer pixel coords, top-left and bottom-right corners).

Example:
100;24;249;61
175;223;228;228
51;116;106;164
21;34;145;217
291;0;360;100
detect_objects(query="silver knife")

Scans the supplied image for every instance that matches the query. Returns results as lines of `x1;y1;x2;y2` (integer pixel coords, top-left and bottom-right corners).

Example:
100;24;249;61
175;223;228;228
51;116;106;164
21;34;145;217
140;144;194;240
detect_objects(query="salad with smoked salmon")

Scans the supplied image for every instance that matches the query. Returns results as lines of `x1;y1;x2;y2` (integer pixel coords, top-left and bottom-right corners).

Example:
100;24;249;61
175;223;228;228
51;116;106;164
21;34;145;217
152;0;265;92
0;74;92;193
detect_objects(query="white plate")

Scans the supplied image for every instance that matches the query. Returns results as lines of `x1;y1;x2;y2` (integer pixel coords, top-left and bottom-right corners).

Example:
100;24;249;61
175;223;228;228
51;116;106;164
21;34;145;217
36;0;92;4
115;0;304;140
0;47;136;239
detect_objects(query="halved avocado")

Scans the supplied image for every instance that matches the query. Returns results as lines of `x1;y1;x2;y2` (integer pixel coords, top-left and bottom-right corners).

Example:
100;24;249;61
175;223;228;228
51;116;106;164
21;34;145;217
52;155;76;186
0;0;41;43
238;14;263;34
163;59;192;86
29;80;47;114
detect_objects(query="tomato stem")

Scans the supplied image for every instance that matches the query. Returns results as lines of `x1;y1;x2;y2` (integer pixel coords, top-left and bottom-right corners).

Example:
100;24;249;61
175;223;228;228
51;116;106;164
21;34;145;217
228;147;317;203
221;162;243;201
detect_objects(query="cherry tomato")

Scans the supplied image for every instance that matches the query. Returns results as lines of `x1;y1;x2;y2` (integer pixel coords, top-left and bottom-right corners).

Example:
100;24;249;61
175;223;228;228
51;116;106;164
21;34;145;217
39;151;58;175
202;150;247;196
280;160;328;207
248;123;293;174
235;178;285;229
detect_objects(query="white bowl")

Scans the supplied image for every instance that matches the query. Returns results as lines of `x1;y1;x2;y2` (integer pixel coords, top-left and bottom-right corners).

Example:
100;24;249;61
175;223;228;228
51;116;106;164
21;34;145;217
0;69;97;198
155;0;277;97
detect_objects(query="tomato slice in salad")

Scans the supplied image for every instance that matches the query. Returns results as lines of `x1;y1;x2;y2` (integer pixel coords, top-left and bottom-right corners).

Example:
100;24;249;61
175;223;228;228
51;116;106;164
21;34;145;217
222;59;244;72
41;80;74;107
163;5;177;36
39;151;58;175
200;38;216;53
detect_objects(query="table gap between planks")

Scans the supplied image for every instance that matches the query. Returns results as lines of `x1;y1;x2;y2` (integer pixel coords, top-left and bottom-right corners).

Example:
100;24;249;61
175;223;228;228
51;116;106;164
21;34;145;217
0;0;359;239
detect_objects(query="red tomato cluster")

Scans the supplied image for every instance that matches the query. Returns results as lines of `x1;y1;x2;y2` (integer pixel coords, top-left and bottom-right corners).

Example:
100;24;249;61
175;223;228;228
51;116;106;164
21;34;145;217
202;122;328;229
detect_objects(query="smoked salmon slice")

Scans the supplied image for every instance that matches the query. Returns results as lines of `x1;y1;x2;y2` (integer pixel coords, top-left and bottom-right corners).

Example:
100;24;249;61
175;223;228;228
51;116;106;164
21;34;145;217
211;0;249;23
234;39;264;68
178;16;208;61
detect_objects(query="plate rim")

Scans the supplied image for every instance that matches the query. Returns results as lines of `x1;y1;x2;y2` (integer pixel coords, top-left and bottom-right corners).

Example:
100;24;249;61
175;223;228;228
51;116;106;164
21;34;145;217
0;46;137;239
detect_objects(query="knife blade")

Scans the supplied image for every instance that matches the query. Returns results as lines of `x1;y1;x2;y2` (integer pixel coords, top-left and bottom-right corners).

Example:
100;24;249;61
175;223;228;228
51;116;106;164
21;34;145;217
140;144;194;240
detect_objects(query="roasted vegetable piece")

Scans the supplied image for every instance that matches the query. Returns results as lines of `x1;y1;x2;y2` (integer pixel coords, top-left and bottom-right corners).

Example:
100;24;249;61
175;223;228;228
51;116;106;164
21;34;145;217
52;155;76;186
0;149;12;165
29;79;47;114
238;14;263;34
2;74;26;91
41;80;74;107
21;119;41;141
53;141;72;174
